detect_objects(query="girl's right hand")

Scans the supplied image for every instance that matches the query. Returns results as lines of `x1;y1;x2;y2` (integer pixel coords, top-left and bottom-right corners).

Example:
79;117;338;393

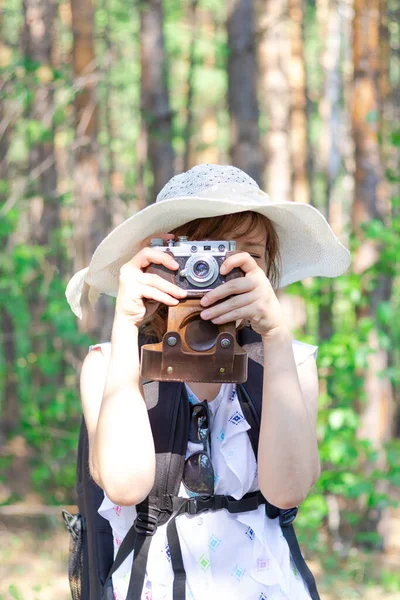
115;234;188;324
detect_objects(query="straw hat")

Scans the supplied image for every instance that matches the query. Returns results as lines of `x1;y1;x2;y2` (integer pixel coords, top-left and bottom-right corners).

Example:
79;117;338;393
66;164;351;318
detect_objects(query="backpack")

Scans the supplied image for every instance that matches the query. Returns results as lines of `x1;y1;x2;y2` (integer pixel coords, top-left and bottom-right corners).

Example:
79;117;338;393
62;326;320;600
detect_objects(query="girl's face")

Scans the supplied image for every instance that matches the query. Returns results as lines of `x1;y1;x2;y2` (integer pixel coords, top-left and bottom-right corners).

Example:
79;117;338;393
140;217;268;266
139;215;268;320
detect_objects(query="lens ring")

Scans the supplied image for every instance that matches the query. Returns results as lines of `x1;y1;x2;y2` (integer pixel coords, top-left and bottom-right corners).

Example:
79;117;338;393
193;260;210;278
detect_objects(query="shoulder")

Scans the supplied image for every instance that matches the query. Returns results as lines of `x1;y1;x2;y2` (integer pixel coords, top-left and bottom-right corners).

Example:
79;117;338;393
244;337;318;368
291;339;318;366
293;340;319;426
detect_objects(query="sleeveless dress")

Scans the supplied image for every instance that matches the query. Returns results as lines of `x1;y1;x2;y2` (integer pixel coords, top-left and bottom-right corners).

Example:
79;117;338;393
91;340;318;600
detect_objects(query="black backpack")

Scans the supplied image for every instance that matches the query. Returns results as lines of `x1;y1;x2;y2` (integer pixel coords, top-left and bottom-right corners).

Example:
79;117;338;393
62;326;320;600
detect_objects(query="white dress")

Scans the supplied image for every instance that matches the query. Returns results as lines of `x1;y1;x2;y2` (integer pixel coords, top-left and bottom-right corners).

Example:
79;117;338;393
92;340;318;600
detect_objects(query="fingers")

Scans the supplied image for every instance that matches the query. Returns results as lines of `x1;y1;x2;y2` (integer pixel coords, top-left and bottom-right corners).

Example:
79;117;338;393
200;290;259;323
139;272;187;301
200;277;253;307
220;251;258;275
119;242;187;308
139;283;182;307
134;246;180;271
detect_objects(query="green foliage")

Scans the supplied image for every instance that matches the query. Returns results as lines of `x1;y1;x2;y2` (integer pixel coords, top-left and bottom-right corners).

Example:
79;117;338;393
0;207;91;504
295;196;400;573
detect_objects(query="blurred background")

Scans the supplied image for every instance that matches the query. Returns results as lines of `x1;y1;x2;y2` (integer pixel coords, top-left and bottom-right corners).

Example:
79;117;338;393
0;0;399;598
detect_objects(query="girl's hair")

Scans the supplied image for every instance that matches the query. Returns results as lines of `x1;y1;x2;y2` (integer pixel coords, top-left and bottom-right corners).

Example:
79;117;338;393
140;211;281;341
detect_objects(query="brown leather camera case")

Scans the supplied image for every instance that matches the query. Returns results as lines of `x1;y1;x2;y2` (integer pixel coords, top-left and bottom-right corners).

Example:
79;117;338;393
141;299;248;383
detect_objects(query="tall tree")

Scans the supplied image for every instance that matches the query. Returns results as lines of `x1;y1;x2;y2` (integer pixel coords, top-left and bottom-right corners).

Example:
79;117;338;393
22;0;61;394
140;0;175;203
288;0;309;204
316;0;343;342
191;6;222;166
70;0;112;337
227;0;262;185
183;0;199;171
0;4;17;439
351;0;394;542
258;0;292;202
22;0;59;247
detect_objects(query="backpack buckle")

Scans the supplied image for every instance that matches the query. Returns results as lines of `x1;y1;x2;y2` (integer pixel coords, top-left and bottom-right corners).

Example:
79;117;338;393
134;512;158;536
279;507;298;527
61;510;84;540
186;495;214;515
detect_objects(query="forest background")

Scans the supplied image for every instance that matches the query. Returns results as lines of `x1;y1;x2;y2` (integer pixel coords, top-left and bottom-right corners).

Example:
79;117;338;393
0;0;400;599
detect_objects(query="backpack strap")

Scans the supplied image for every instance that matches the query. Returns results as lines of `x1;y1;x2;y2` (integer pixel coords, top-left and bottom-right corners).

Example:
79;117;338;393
237;332;321;600
101;380;190;600
77;415;114;600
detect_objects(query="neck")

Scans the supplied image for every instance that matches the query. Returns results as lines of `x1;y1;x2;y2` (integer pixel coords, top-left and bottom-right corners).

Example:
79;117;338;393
186;381;223;403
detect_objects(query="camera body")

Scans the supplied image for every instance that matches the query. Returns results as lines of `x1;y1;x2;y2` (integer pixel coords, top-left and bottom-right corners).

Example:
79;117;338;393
148;237;242;296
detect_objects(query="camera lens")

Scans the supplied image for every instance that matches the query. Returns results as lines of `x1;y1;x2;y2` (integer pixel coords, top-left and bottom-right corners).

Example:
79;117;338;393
185;254;218;287
193;260;210;278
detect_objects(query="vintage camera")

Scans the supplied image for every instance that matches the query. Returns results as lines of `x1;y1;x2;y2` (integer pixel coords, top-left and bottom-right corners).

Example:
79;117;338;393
141;237;248;384
147;236;242;295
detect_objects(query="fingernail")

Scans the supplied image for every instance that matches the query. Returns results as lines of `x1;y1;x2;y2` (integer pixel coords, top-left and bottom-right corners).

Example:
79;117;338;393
201;296;209;306
201;310;211;319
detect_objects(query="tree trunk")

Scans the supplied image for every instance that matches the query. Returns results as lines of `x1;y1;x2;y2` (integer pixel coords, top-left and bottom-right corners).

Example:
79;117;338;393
288;0;309;204
351;0;395;548
0;24;18;438
70;0;112;338
227;0;262;185
183;0;199;172
22;0;59;247
140;0;175;202
257;0;291;202
101;0;126;229
22;0;62;394
188;7;220;167
316;0;343;342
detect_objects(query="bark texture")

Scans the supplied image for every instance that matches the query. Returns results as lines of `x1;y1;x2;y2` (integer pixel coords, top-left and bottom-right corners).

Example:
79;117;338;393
140;0;175;203
258;0;292;202
228;0;262;185
288;0;309;204
71;0;112;337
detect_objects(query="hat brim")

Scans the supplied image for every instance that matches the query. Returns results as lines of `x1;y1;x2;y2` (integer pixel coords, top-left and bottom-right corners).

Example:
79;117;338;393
66;186;351;317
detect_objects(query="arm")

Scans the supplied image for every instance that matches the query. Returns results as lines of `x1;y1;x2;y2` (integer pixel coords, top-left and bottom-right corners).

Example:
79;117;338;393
258;326;320;509
81;235;187;506
87;318;156;506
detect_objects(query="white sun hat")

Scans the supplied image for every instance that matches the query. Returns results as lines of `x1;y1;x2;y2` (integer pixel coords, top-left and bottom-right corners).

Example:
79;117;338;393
66;164;351;318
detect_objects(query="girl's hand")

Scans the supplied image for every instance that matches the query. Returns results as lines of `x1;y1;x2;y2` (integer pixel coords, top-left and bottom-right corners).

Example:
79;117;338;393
116;234;187;324
199;252;286;338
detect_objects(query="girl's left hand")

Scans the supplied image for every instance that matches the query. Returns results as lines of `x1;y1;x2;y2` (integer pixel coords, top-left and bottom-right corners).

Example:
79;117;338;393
199;252;286;338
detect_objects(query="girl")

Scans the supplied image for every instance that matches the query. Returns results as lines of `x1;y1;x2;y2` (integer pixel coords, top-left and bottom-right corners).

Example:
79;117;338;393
67;164;350;600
